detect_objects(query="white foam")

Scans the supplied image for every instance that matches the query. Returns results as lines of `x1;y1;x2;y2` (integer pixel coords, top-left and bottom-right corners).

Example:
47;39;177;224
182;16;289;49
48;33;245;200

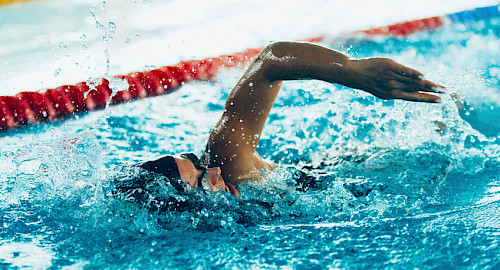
0;240;55;269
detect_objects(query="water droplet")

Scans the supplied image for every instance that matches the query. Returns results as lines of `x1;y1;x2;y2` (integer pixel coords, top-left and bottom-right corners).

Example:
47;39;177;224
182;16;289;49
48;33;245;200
254;134;259;139
125;37;131;44
59;42;67;49
109;77;130;93
108;22;116;32
80;34;87;41
82;45;87;50
53;69;62;77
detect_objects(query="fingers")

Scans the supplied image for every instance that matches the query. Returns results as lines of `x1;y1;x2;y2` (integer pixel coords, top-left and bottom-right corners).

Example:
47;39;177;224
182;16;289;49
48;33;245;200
390;62;446;93
391;72;445;94
407;84;445;94
205;167;240;196
418;80;445;93
394;73;446;93
395;90;442;103
376;60;445;103
225;182;240;197
394;65;424;79
206;167;226;191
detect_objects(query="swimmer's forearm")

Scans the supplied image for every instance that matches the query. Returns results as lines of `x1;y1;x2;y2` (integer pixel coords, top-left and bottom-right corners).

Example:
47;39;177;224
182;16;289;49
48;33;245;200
260;41;351;85
259;41;443;103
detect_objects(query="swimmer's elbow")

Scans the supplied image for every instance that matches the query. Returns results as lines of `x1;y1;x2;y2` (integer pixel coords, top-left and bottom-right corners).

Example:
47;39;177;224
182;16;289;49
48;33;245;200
257;41;298;81
258;41;295;64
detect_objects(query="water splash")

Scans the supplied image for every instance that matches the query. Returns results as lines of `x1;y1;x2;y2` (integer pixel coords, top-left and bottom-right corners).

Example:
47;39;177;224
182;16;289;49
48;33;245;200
0;15;499;270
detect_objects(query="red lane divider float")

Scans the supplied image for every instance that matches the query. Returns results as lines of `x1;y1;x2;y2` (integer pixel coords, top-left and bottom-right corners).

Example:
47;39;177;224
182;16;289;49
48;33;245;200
359;16;444;36
2;4;498;132
0;48;262;131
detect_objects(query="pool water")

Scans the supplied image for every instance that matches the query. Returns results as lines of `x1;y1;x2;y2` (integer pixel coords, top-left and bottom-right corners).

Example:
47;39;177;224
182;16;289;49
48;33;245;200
1;14;500;270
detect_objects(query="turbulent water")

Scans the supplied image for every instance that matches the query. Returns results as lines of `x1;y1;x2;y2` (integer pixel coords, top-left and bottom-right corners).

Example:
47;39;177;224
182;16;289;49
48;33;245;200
1;17;499;269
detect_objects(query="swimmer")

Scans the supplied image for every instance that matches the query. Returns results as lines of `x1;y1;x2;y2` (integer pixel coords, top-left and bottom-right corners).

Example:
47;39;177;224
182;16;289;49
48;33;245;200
115;41;445;201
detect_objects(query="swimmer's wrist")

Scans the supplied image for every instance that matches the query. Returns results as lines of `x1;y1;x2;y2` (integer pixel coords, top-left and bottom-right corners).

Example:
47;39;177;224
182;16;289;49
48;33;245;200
338;59;358;87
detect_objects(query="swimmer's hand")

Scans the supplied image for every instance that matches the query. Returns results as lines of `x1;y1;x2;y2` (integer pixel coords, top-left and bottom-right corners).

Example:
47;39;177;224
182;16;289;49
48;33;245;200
206;167;240;196
344;58;445;103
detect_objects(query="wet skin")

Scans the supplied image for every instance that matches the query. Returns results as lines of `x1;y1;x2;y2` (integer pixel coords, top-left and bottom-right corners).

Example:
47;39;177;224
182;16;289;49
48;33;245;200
171;41;444;194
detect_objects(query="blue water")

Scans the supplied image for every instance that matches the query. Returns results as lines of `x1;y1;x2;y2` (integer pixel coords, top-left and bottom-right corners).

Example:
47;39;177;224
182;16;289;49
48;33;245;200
1;17;499;269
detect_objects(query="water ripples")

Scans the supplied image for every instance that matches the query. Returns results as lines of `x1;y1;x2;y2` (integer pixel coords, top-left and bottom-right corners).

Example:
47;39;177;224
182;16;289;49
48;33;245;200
0;17;499;269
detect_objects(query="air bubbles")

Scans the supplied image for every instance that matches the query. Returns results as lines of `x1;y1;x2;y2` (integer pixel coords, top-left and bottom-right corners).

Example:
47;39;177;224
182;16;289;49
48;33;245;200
58;42;67;49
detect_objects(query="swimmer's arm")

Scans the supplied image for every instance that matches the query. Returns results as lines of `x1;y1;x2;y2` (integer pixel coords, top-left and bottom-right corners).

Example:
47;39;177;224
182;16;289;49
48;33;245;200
204;41;444;179
231;41;444;126
260;41;444;102
224;41;444;137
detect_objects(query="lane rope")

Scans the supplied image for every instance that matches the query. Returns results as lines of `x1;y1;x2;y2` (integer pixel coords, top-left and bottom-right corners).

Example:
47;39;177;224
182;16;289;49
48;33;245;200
1;4;499;132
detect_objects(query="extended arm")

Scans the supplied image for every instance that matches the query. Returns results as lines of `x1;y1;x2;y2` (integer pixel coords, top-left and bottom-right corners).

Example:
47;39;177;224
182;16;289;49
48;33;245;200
201;41;444;183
